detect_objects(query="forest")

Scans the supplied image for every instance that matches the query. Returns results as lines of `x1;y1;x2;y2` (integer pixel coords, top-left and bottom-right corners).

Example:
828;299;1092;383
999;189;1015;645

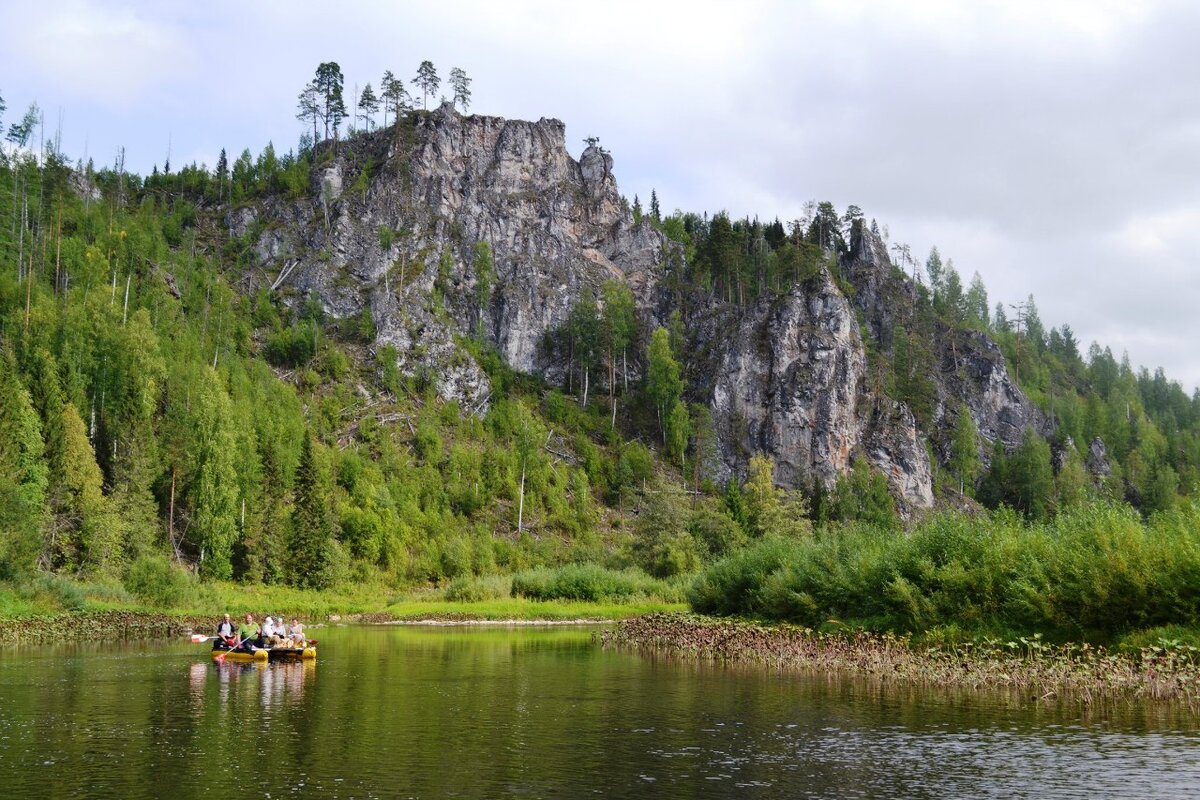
2;67;1199;634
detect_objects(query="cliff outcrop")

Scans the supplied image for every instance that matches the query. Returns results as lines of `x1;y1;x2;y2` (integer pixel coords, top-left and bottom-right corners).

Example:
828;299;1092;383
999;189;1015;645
236;105;1057;512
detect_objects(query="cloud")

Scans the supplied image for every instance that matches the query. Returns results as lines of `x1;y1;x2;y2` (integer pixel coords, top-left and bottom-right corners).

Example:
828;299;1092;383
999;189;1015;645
3;0;1197;388
6;1;191;107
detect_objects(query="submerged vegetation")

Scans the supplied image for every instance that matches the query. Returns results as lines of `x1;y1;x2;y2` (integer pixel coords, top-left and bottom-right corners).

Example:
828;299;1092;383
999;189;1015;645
604;613;1200;706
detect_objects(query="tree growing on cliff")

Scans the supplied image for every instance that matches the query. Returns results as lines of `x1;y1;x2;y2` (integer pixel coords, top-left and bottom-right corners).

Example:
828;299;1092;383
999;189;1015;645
313;62;346;140
949;404;981;495
414;61;440;110
472;241;495;335
600;279;636;426
567;292;601;406
296;82;321;144
646;327;684;448
449;67;472;111
380;70;409;126
357;83;379;131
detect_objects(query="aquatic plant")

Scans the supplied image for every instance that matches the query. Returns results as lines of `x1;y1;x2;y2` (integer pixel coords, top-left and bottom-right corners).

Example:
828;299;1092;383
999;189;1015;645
603;613;1200;706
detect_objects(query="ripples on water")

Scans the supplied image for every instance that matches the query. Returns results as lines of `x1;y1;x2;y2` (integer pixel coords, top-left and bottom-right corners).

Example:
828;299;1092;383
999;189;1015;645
1;627;1198;798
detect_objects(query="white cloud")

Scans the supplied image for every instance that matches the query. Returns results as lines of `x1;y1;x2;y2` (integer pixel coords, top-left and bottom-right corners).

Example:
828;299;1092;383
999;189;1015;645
7;1;191;106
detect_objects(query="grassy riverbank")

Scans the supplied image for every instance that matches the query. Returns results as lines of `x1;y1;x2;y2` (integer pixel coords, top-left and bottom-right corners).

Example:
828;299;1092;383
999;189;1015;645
604;613;1200;706
0;565;686;645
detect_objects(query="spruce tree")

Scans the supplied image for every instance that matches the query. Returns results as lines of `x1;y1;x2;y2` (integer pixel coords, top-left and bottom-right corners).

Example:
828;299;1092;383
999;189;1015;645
0;354;48;577
288;433;335;589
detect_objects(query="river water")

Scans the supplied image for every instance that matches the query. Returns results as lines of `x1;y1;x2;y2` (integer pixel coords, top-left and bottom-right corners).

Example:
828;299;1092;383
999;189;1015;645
1;624;1198;798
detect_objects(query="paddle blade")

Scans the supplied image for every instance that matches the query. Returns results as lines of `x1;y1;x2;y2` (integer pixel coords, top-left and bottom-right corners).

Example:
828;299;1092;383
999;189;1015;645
191;634;209;643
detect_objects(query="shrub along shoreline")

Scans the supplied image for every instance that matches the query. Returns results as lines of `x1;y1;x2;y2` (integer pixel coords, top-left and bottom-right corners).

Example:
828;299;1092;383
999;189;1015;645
0;563;687;646
603;613;1200;706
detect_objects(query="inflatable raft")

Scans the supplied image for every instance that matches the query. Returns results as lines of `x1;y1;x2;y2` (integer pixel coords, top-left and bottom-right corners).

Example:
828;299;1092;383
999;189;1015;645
211;641;317;663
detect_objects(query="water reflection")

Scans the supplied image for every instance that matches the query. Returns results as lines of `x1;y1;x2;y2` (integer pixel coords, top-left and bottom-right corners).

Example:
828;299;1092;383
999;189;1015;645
1;626;1199;799
184;658;316;708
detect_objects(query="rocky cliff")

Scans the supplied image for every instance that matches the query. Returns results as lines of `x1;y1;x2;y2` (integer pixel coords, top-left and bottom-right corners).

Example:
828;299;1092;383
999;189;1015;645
842;227;1047;463
238;102;663;409
236;105;1047;513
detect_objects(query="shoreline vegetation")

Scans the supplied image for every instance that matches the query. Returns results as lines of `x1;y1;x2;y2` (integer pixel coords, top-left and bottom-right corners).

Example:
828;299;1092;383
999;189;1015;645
602;613;1200;707
0;566;688;646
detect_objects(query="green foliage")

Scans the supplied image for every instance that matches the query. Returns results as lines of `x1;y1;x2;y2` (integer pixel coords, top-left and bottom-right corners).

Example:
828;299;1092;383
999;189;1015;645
691;500;1200;641
979;427;1055;521
123;556;196;608
646;327;683;446
828;456;899;528
948;404;981;495
511;564;680;603
287;435;337;589
633;479;701;578
265;321;318;367
443;573;511;602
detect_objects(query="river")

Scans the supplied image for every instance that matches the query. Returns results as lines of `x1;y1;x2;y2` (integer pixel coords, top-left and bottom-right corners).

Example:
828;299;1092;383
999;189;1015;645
1;624;1198;798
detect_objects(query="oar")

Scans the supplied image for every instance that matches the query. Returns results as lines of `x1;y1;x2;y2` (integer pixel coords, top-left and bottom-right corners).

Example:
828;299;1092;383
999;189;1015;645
191;634;218;643
215;635;247;663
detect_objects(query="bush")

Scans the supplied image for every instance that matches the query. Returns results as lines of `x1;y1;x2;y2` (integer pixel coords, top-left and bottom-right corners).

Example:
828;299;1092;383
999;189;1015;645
511;564;681;603
264;322;318;367
123;557;196;608
687;500;1200;641
20;574;89;611
443;574;512;602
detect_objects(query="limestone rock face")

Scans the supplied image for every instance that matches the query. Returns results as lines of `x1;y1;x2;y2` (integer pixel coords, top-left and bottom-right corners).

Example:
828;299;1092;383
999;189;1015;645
710;269;933;511
842;227;1046;461
1087;437;1112;478
245;104;664;407
236;108;1060;513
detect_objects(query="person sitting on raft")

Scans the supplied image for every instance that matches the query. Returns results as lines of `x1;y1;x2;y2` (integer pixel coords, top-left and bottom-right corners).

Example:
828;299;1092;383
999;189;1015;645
216;613;236;645
288;618;305;647
238;613;261;650
262;616;285;647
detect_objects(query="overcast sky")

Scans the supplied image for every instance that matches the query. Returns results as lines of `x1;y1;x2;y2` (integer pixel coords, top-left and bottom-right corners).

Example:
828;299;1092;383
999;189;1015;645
4;0;1198;390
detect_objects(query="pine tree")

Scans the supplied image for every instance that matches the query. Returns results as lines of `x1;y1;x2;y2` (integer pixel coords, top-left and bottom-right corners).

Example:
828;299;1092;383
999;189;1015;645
357;83;380;131
448;67;472;111
380;70;410;126
414;61;440;110
313;62;346;140
296;82;321;144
